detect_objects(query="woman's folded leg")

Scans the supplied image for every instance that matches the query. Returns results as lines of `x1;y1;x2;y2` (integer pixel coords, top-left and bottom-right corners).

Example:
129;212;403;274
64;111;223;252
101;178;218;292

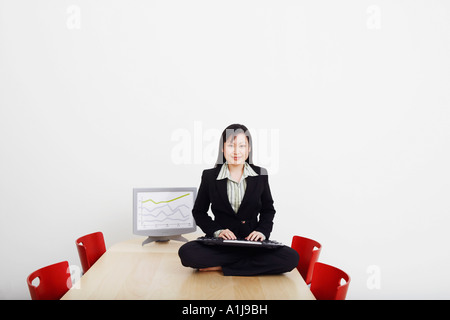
221;246;299;276
178;241;244;270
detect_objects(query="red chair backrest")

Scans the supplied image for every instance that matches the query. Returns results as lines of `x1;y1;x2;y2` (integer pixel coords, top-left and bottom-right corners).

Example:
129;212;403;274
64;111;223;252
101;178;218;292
291;235;322;284
27;261;72;300
76;231;106;274
310;262;350;300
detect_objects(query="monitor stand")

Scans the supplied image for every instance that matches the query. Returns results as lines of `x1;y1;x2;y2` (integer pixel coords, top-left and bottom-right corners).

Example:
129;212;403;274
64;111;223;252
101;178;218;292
141;235;189;246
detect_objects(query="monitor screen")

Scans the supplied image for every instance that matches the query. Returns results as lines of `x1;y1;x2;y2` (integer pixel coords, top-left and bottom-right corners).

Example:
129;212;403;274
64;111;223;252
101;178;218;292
133;187;197;239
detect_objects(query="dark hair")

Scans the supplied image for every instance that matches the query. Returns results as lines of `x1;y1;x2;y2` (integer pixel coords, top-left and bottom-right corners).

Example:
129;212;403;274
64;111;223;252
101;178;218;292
214;124;253;167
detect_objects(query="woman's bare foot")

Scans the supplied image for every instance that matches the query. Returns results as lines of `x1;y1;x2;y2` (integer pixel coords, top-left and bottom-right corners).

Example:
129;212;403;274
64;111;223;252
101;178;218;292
198;266;222;272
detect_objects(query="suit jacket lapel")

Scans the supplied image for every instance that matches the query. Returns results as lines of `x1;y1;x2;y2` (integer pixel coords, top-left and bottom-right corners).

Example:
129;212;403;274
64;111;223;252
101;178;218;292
237;175;257;215
215;177;235;215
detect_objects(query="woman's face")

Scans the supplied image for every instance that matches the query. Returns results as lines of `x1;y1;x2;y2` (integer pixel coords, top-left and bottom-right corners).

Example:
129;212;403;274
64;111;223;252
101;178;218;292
223;133;250;165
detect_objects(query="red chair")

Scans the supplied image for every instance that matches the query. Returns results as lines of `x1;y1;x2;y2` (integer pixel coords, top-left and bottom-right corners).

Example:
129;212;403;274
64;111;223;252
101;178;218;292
27;261;72;300
291;235;322;284
76;231;106;274
310;262;350;300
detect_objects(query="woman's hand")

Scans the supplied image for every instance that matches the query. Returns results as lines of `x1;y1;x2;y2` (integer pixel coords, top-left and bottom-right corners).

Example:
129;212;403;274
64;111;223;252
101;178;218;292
218;229;237;240
245;231;265;242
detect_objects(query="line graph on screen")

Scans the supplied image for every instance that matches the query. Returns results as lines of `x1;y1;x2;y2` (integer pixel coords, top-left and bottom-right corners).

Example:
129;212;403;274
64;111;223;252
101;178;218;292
136;191;195;230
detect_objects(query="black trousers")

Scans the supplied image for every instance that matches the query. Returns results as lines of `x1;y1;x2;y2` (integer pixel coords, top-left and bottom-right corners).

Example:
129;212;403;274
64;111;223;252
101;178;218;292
178;241;299;276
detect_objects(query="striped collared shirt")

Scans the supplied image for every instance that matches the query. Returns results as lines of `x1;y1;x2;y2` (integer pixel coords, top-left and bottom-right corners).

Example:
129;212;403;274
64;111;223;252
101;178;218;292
216;162;259;213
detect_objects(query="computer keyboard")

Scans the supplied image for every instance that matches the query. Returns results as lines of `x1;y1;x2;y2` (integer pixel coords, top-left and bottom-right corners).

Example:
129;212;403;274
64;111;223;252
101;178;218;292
195;236;284;249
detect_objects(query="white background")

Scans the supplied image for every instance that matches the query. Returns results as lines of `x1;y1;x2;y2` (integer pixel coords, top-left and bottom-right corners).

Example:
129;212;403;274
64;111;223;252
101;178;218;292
1;0;450;299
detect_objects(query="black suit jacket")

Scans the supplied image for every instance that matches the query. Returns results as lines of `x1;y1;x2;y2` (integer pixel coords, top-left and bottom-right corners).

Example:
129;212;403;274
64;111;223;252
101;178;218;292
192;165;276;239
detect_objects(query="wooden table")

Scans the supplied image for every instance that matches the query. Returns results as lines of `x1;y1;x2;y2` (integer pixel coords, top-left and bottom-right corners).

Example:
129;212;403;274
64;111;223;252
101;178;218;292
62;235;315;300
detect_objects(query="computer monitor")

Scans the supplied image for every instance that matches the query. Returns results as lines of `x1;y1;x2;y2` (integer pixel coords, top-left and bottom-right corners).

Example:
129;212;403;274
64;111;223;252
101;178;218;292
133;187;197;246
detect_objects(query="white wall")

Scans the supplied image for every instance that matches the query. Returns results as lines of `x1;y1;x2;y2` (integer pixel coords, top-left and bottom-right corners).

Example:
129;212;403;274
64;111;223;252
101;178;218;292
1;0;450;299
